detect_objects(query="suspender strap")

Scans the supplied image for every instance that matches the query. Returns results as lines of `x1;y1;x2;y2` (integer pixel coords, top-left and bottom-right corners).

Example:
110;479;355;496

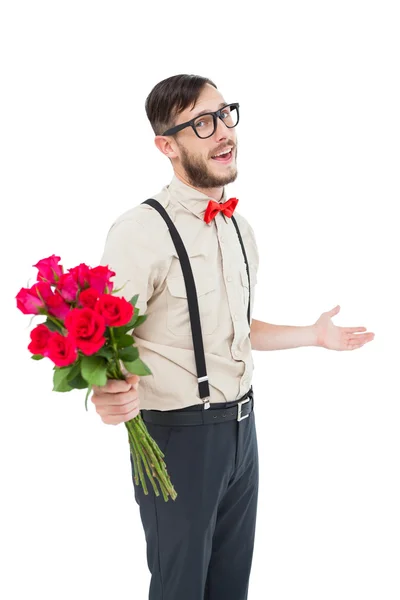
141;198;251;407
142;198;210;404
231;214;251;328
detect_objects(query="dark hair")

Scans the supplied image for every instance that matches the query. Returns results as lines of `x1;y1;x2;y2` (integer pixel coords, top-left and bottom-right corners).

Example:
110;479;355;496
145;74;218;136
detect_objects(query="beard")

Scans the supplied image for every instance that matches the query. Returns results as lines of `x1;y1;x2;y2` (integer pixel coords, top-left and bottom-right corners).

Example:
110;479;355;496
177;142;238;189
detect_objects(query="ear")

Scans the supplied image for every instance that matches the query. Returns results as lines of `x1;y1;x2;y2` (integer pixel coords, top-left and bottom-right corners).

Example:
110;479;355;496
154;135;178;159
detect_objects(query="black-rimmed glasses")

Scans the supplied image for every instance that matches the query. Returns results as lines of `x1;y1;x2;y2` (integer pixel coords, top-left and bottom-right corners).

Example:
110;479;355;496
162;102;240;139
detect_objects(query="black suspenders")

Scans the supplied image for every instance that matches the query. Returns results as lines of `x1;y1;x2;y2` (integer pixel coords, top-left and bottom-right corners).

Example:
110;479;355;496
141;198;251;409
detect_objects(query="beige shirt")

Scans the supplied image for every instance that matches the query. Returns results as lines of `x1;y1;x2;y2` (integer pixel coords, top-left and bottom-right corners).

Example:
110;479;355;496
99;174;259;410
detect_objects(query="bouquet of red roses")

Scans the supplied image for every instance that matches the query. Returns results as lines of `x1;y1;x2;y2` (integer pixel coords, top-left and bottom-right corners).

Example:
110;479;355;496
15;254;177;502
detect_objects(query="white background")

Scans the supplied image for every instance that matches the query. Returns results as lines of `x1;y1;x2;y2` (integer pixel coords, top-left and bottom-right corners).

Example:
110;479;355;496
1;1;399;599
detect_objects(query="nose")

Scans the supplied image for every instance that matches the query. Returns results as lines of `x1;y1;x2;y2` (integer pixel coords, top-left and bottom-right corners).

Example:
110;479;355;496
214;115;230;140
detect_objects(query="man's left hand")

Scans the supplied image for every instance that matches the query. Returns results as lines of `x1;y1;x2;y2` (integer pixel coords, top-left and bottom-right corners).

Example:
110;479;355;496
313;305;375;350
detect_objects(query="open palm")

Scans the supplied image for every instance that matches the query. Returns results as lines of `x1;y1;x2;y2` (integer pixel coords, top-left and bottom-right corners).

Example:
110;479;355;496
313;305;375;350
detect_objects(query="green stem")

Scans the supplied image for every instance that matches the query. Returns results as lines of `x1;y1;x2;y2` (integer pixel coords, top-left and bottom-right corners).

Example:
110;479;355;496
130;438;139;486
130;429;147;494
128;419;160;468
130;431;161;498
104;349;177;501
134;433;161;497
132;424;166;490
109;326;116;345
109;328;124;379
46;313;65;331
127;426;161;497
127;418;177;500
132;421;170;490
135;415;165;461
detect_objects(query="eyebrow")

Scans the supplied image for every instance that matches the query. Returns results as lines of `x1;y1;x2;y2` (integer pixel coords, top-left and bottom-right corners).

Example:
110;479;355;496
192;101;228;119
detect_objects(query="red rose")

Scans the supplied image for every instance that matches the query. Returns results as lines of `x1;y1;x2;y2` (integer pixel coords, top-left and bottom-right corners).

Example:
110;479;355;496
65;307;106;355
28;324;52;355
94;294;133;327
33;254;63;285
88;265;116;295
79;287;100;309
68;263;91;289
56;272;79;303
46;291;70;320
16;282;53;315
44;332;78;367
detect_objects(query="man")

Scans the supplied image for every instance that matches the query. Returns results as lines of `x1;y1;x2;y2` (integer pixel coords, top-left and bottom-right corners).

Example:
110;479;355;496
91;74;375;600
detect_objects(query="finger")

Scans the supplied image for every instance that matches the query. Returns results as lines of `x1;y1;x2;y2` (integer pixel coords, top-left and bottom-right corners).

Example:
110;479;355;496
345;339;361;350
327;305;340;316
345;327;367;333
125;374;140;388
92;390;138;407
348;333;375;342
350;342;365;350
347;336;373;349
99;399;139;416
101;406;140;425
93;379;132;395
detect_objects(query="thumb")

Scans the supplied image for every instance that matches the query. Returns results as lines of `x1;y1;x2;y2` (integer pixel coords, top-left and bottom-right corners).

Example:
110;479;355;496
126;373;140;388
328;304;340;317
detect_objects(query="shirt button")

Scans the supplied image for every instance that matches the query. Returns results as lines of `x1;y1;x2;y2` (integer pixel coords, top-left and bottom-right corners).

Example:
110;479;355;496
220;236;224;243
233;314;239;321
226;275;233;282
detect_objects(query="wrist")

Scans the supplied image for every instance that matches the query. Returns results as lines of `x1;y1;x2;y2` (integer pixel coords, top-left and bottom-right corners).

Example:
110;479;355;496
307;324;320;347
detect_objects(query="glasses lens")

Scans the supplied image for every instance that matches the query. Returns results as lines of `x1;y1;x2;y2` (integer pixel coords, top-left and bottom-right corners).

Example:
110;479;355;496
220;104;239;128
193;105;239;138
194;113;215;138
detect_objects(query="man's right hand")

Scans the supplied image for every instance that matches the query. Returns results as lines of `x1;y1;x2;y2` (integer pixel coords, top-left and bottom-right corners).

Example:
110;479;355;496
91;374;141;425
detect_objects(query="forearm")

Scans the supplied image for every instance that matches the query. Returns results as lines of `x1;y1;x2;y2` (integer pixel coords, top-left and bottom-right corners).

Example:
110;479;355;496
250;318;318;351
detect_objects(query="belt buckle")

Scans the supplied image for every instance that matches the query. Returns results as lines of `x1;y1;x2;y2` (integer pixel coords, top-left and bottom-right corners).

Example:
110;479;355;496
237;397;251;422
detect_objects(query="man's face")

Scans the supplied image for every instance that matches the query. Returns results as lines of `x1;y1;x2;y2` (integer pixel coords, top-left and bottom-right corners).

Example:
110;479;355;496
162;84;238;189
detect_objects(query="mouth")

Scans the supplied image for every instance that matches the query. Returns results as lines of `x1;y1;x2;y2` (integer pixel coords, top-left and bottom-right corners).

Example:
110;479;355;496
211;147;234;164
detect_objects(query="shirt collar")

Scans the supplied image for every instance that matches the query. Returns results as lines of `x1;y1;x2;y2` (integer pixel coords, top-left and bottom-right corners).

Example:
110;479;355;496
167;174;229;223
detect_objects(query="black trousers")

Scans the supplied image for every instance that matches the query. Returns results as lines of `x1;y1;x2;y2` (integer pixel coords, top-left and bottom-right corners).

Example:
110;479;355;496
130;395;259;600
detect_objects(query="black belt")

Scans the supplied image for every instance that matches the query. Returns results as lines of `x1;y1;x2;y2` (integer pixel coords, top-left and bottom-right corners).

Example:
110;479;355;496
141;388;254;427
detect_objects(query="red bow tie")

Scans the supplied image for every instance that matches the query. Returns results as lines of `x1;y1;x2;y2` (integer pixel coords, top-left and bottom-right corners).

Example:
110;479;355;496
204;197;239;224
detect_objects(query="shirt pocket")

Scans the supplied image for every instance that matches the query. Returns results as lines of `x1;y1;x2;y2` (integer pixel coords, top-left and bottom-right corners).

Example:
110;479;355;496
166;263;218;336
